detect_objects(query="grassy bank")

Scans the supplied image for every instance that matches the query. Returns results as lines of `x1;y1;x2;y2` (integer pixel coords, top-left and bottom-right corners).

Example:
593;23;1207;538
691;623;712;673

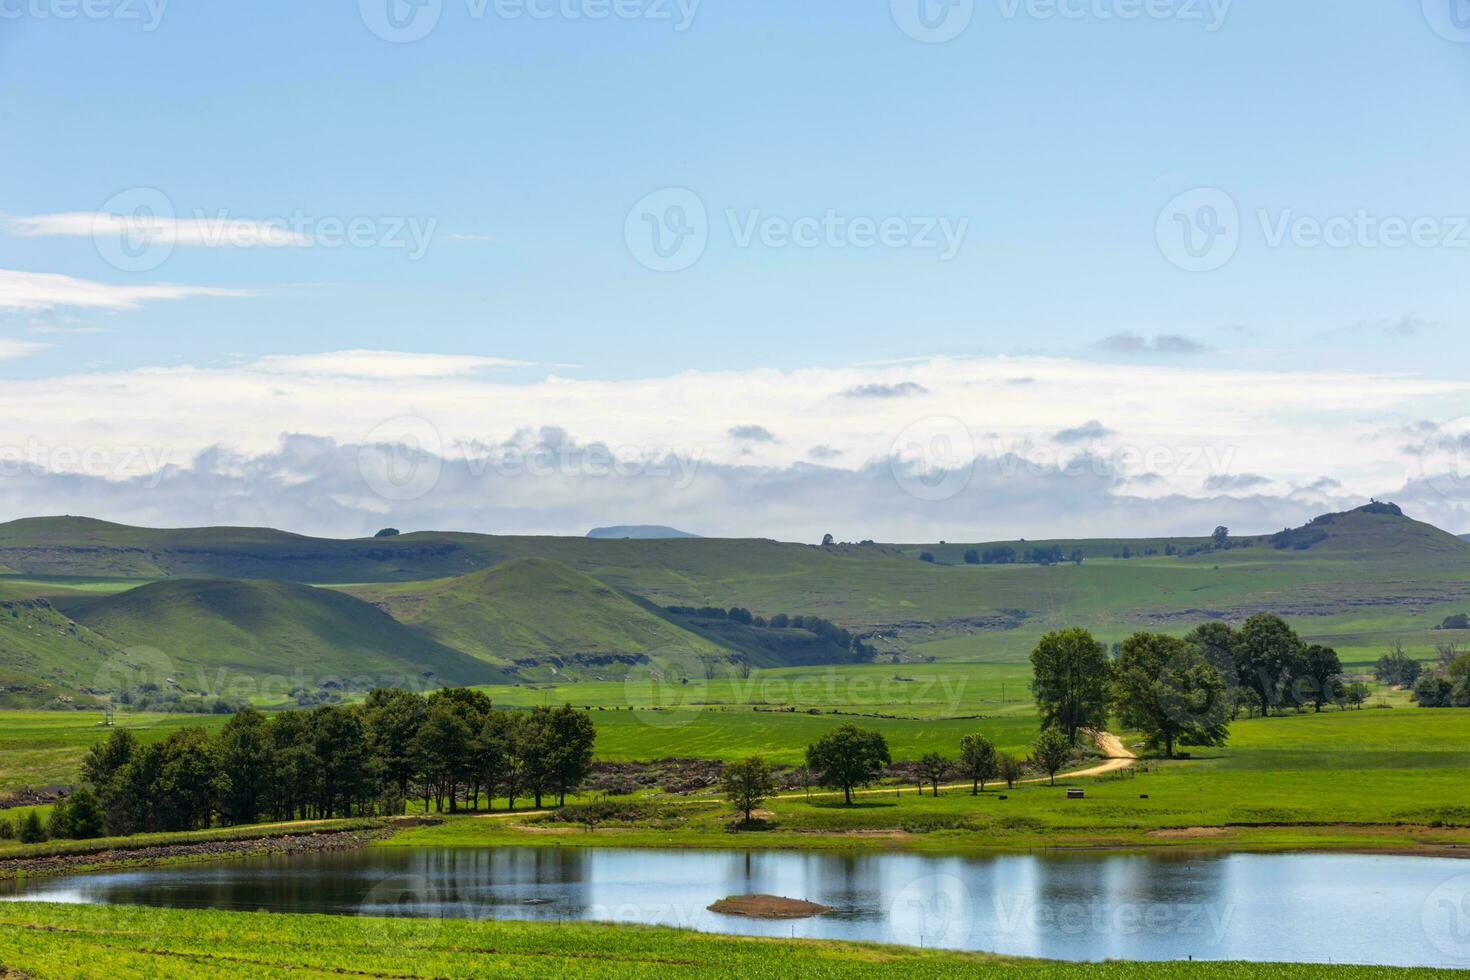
0;902;1459;978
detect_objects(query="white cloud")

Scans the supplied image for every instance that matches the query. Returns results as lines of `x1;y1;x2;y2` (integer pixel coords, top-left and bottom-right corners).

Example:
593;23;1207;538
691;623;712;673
0;339;50;360
251;350;531;379
0;269;248;312
10;212;312;248
0;352;1465;537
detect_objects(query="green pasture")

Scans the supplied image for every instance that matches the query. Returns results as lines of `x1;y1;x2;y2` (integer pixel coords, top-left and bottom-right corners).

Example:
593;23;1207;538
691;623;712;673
0;903;1455;979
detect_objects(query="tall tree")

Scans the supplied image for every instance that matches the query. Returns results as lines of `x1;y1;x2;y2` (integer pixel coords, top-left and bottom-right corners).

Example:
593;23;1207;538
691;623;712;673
805;725;890;805
1029;628;1110;746
1232;613;1305;716
1300;644;1344;713
917;753;949;796
722;756;775;824
958;733;998;795
216;707;272;826
1111;631;1231;758
364;688;427;801
411;701;472;813
546;705;596;807
1031;728;1071;785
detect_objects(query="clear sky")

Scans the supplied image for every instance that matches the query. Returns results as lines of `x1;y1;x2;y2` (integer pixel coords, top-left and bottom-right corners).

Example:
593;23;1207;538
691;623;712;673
1;1;1468;539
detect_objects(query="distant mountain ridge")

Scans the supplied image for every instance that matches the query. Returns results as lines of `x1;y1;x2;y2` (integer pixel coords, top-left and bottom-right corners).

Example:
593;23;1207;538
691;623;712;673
587;525;700;539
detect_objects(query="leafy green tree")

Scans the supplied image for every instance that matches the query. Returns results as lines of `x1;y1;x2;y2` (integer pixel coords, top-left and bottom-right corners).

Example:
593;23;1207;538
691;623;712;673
546;704;597;807
1232;613;1305;716
1373;644;1422;687
81;728;138;835
17;810;46;844
472;711;512;812
153;727;220;831
963;549;980;565
1339;681;1369;709
364;688;428;802
312;706;371;818
917;753;949;796
412;701;473;813
1184;622;1238;682
518;708;556;809
1029;628;1110;745
266;710;318;821
217;707;272;825
1111;632;1231;757
722;756;776;824
958;733;997;795
1031;728;1071;785
998;752;1023;789
48;788;104;840
1299;645;1344;713
805;725;891;805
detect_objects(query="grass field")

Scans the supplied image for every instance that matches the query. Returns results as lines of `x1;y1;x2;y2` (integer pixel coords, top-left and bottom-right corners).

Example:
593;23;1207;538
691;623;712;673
0;902;1458;979
385;706;1470;855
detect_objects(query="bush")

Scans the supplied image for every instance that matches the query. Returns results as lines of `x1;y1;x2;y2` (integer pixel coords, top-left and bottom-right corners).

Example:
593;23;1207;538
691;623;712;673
17;811;47;844
0;816;13;839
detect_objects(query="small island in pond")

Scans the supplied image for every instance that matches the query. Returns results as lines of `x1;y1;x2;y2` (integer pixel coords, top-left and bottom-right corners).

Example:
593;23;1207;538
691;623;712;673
707;895;832;919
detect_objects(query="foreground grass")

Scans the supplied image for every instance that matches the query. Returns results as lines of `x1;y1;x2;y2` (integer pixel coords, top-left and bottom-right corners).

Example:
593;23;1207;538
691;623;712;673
0;902;1458;979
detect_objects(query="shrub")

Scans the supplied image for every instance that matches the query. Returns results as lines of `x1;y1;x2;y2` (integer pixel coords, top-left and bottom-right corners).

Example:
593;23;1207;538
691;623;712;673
17;811;47;844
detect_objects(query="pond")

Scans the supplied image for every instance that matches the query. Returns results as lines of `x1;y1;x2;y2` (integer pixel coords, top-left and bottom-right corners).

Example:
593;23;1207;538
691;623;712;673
4;846;1470;967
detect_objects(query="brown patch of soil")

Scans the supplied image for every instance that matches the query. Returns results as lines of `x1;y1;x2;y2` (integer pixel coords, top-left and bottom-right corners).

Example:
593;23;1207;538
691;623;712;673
707;894;831;919
1147;827;1231;839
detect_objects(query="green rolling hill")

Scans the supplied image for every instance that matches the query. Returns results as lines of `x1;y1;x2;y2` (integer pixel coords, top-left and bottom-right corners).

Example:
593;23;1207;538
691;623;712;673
0;503;1466;697
0;599;120;708
346;558;734;682
58;578;503;694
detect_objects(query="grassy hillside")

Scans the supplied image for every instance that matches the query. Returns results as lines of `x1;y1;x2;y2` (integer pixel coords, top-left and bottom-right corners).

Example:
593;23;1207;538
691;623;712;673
0;599;119;708
60;579;502;693
349;559;732;682
3;505;1469;676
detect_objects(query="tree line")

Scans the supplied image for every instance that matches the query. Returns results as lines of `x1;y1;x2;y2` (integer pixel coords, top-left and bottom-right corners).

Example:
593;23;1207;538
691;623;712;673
29;690;595;843
666;605;876;659
721;723;1075;819
1029;614;1365;759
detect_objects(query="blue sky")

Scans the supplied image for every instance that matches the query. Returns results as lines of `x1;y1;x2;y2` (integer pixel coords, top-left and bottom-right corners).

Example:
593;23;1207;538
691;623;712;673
0;2;1468;538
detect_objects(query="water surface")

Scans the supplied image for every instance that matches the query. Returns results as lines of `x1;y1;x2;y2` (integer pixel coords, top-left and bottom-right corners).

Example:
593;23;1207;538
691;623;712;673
5;846;1469;967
